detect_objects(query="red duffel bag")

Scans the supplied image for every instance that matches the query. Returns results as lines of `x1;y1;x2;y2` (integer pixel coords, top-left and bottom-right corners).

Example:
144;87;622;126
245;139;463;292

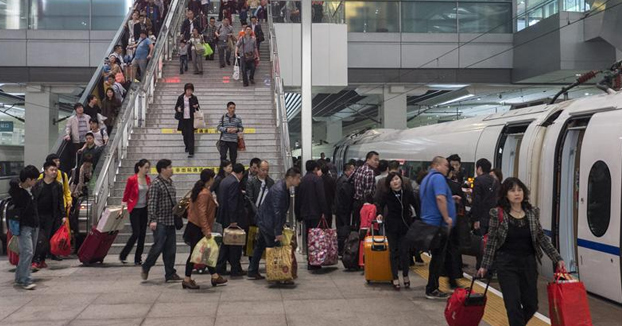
547;268;593;326
445;277;490;326
50;219;72;256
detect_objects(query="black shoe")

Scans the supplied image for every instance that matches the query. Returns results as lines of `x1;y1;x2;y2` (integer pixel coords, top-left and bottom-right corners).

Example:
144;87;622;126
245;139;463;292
425;289;450;300
243;83;249;87
250;79;255;85
229;270;247;277
166;274;182;282
134;261;142;266
248;273;265;280
180;71;184;75
50;255;63;261
193;71;200;75
220;65;225;68
188;154;194;158
185;148;189;153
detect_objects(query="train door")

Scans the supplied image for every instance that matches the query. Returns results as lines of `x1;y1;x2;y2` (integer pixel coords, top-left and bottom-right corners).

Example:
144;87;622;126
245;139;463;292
553;118;588;274
577;110;622;302
495;124;529;179
474;125;504;174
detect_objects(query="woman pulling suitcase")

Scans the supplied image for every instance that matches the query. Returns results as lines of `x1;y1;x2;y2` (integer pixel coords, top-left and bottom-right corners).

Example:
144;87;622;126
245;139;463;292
477;177;565;326
119;159;151;265
376;172;417;290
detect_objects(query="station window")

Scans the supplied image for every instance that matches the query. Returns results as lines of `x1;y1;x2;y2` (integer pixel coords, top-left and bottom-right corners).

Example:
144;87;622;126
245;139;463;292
587;160;611;237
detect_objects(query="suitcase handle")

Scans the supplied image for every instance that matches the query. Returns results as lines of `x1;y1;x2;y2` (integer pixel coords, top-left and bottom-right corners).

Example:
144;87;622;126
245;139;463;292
467;276;492;300
370;220;386;243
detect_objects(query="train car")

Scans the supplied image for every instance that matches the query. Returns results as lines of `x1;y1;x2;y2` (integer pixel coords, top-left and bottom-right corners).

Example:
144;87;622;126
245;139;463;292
333;91;622;303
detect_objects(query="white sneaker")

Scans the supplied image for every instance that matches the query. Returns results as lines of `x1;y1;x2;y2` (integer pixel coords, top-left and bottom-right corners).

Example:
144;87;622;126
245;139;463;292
22;283;36;290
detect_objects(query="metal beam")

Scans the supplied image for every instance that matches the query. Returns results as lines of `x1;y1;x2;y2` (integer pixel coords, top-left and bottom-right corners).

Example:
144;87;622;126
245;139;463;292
301;0;312;166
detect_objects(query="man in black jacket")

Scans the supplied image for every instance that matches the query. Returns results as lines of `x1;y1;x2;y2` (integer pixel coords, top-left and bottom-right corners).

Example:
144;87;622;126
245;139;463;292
471;158;499;237
335;162;355;253
31;162;65;269
248;168;302;280
216;163;246;276
247;160;275;211
295;160;331;270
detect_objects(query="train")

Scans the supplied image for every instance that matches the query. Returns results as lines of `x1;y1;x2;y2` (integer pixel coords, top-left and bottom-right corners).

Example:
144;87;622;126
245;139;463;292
332;91;622;303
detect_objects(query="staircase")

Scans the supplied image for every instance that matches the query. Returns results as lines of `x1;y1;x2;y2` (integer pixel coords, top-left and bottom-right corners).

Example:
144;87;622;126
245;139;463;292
107;22;283;255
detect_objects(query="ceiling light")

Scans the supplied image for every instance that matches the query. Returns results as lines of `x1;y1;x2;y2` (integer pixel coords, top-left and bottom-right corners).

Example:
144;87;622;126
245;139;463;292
584;92;590;96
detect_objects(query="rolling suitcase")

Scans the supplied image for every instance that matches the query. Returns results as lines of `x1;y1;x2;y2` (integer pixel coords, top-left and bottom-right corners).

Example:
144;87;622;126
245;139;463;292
78;227;118;265
341;231;360;270
364;221;392;283
445;277;490;326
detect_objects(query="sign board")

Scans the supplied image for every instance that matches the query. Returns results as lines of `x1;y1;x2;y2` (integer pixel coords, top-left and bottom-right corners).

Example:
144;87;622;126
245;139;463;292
0;121;13;132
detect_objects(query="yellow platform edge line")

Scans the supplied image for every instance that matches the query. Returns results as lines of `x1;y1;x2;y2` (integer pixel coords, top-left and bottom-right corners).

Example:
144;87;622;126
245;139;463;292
411;255;549;326
161;128;256;134
149;165;250;175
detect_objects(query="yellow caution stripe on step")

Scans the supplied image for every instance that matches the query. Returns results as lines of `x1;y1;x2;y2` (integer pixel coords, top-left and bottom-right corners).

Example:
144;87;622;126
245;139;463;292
161;128;256;134
411;255;550;326
150;166;249;175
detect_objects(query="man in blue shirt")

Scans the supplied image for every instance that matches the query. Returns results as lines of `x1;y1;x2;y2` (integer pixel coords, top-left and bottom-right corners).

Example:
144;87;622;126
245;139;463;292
419;156;456;299
129;30;154;82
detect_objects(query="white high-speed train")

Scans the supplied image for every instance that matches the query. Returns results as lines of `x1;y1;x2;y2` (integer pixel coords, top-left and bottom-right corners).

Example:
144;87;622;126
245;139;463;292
333;91;622;303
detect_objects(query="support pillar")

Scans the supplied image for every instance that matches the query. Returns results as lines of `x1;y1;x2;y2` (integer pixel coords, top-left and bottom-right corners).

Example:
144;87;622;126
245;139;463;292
24;85;58;166
379;85;407;129
301;0;313;166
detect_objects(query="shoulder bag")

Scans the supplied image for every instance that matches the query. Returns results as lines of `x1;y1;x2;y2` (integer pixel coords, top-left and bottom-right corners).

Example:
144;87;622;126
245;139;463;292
215;115;225;149
404;172;448;251
161;180;184;230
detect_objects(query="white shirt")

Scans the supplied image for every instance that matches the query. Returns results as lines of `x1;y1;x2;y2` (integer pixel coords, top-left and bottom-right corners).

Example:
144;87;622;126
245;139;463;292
183;95;191;119
255;179;269;208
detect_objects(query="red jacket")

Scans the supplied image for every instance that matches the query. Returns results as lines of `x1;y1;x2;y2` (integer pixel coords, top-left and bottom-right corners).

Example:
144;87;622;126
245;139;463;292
122;174;151;212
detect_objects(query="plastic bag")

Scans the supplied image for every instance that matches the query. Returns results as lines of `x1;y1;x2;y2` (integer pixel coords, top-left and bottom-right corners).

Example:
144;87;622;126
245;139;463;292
190;236;219;267
232;58;240;80
50;220;72;256
203;43;213;57
547;270;593;326
8;234;19;254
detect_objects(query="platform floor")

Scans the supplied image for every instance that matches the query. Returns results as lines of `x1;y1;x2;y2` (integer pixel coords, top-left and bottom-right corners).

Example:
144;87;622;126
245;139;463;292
0;254;481;326
1;253;620;326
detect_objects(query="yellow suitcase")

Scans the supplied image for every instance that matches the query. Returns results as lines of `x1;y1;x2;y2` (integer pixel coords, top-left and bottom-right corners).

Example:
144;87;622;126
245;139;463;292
364;221;392;283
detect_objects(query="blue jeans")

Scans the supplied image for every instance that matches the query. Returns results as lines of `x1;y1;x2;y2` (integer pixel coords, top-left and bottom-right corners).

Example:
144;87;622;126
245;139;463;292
142;224;177;279
179;55;188;73
248;228;276;275
16;226;39;285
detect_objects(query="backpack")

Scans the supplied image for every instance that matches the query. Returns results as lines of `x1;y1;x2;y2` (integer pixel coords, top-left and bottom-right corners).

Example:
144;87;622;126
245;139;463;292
341;231;360;270
4;198;21;235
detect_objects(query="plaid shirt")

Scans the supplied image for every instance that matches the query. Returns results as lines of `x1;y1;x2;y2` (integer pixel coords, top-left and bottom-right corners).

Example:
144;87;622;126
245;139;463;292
147;175;176;226
481;207;563;270
353;163;375;201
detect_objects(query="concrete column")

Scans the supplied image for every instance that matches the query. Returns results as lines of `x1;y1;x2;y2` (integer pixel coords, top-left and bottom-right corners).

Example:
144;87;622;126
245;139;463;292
379;85;407;129
24;85;58;166
326;120;342;144
301;0;313;166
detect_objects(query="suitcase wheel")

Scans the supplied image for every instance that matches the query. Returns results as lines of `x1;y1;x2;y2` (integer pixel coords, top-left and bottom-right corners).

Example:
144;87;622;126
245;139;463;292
366;280;371;284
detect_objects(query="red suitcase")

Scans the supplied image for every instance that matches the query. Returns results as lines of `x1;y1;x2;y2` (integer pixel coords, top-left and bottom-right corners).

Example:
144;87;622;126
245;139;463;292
78;227;118;265
7;231;19;266
445;277;490;326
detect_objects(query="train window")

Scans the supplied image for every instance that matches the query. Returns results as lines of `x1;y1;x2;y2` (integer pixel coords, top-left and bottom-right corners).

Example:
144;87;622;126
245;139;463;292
587;160;611;237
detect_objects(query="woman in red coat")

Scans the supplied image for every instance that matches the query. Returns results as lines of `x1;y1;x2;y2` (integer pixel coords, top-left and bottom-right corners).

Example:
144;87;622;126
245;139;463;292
119;159;151;265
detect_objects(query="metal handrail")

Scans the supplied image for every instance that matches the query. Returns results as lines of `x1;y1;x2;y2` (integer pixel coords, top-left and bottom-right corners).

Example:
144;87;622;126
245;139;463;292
89;0;187;226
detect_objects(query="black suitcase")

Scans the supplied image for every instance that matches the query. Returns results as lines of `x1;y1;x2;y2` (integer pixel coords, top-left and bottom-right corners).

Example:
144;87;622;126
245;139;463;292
341;231;360;270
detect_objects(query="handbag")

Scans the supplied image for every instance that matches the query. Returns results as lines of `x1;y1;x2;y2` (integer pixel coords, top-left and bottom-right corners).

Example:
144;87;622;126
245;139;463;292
8;234;19;254
50;219;72;256
193;111;206;129
162;181;184;230
232;58;240;80
266;245;294;282
547;268;593;326
203;43;213;56
215;115;224;149
404;172;448;251
190;236;219;267
173;190;192;219
237;135;246;151
223;226;246;246
307;217;339;266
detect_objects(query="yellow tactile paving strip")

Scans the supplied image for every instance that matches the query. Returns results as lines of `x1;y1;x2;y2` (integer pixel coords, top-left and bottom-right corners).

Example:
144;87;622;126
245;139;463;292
149;165;249;174
160;128;256;134
411;255;549;326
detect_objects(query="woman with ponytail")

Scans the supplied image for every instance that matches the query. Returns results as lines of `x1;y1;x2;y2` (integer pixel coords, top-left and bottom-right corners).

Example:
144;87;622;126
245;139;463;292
120;159;151;265
183;169;228;289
